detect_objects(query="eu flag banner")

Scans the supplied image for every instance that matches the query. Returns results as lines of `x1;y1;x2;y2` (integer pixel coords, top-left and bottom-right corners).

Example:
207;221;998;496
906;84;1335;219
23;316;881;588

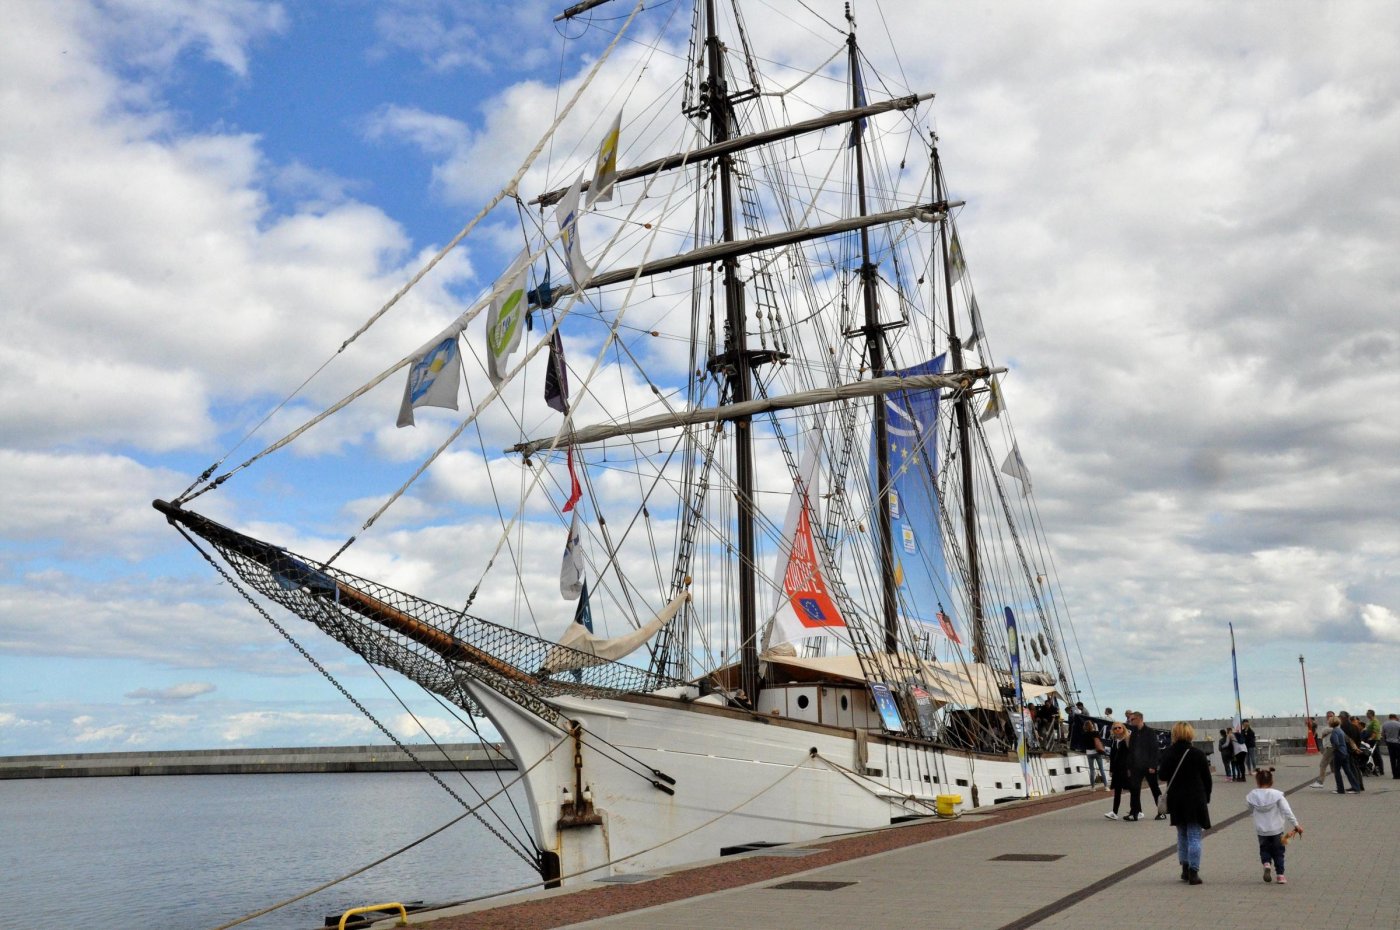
871;355;955;634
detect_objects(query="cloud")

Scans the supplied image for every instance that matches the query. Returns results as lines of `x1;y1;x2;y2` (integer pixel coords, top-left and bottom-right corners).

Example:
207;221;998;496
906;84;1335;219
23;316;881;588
125;682;217;702
1361;604;1400;644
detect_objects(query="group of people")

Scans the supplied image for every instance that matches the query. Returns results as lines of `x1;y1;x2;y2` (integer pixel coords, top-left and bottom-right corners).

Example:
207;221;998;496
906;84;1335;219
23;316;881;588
1309;709;1400;793
1216;720;1258;781
1076;707;1315;886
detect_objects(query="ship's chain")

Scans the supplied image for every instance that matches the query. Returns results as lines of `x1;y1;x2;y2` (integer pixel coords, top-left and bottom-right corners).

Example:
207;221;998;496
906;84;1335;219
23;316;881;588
173;524;543;872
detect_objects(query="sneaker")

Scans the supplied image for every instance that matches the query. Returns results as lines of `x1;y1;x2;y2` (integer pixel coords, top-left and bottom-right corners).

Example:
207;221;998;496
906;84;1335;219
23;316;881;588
1123;813;1140;821
1263;864;1273;883
1310;781;1324;788
1276;875;1288;884
1154;812;1166;820
1104;811;1118;820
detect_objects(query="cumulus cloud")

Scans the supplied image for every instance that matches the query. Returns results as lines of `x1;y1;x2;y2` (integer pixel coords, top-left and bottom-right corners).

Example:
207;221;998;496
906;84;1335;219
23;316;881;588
125;682;217;702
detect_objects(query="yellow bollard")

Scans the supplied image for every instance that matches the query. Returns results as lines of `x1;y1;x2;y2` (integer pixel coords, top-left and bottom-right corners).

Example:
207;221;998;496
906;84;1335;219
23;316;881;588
935;793;962;817
338;902;408;929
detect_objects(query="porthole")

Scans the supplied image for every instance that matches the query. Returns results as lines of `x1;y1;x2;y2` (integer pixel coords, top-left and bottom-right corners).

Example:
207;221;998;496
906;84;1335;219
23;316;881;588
796;694;810;710
840;695;849;711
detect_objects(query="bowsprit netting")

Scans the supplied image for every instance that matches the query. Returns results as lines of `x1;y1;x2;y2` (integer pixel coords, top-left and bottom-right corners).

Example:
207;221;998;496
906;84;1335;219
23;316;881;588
155;501;686;724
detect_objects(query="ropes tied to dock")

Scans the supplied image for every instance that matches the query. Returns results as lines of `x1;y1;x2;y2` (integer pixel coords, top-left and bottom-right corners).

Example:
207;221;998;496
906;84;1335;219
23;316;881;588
203;733;570;930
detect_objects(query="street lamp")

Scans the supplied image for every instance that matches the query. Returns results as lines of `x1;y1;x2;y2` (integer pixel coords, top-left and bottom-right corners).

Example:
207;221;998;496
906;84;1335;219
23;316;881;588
1299;654;1316;754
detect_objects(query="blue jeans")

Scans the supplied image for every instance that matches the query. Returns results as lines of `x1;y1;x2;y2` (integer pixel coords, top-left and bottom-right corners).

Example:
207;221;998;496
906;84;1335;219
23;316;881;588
1246;746;1258;772
1332;753;1362;792
1086;753;1106;787
1176;823;1203;870
1258;833;1285;875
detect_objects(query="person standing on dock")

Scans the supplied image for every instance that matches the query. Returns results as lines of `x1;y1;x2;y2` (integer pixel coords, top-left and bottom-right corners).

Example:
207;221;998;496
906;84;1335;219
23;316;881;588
1382;713;1400;779
1312;713;1337;788
1362;710;1383;775
1240;720;1258;775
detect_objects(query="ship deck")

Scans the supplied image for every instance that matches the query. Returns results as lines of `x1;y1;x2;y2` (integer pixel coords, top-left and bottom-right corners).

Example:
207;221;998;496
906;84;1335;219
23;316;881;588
401;753;1395;929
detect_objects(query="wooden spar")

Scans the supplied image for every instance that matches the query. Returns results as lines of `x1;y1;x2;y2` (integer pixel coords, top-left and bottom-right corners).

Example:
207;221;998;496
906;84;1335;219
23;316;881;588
531;94;932;207
151;498;539;686
330;583;540;687
548;201;953;300
509;370;1003;457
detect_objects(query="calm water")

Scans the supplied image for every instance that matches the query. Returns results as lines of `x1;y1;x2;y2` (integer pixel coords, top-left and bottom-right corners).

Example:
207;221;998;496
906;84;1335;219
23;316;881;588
0;771;538;929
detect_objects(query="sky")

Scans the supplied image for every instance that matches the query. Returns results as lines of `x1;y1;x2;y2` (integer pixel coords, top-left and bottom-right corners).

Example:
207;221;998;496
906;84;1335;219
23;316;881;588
2;0;1398;757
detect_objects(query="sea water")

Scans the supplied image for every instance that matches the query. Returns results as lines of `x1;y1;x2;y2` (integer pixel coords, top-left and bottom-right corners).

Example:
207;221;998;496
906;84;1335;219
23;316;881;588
0;771;537;929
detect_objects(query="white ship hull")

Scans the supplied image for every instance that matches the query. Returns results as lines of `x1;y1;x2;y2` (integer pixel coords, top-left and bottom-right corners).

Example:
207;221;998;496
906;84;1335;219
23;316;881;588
467;683;1089;885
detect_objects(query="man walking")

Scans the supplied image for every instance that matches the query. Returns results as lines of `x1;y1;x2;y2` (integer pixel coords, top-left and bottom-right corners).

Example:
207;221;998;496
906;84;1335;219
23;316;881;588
1330;723;1363;794
1126;711;1162;820
1382;713;1400;779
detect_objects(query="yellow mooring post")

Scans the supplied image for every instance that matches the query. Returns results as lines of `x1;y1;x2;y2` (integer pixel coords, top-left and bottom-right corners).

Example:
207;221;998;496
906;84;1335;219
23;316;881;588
337;902;408;929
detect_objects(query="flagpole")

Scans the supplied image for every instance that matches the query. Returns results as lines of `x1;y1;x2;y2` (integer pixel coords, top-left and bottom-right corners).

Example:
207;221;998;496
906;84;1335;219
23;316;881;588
1300;654;1318;754
1229;622;1243;731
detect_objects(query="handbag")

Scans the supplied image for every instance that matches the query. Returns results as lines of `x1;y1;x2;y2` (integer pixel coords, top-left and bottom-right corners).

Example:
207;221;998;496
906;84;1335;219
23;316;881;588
1157;749;1188;817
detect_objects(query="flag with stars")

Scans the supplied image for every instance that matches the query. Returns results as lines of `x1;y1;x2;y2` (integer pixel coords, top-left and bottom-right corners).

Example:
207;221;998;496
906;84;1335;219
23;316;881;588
871;355;953;630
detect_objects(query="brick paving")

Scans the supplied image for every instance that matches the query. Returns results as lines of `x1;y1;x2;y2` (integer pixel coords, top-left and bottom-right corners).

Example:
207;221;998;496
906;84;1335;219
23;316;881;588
397;755;1395;930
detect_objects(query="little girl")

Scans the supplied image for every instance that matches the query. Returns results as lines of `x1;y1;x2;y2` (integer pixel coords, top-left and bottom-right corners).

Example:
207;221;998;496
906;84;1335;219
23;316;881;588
1245;768;1303;883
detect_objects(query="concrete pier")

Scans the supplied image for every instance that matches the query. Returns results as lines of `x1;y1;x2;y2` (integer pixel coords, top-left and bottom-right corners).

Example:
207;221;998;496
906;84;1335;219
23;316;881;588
0;742;514;779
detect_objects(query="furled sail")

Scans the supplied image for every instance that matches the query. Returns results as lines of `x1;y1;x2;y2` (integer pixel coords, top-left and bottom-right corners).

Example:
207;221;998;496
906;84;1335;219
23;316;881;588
539;591;689;675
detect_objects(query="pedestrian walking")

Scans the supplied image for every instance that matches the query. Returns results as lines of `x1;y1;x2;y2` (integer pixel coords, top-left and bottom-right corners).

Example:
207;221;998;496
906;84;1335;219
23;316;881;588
1246;767;1302;884
1329;723;1363;794
1125;711;1162;819
1159;721;1212;885
1104;721;1131;819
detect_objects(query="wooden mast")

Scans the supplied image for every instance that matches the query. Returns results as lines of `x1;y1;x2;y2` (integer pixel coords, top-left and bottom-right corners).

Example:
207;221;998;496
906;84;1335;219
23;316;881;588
703;0;760;705
846;15;899;654
934;141;986;663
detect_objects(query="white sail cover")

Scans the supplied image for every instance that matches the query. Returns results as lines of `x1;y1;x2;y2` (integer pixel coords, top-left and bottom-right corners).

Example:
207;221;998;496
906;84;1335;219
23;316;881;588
540;591;688;674
757;652;1056;710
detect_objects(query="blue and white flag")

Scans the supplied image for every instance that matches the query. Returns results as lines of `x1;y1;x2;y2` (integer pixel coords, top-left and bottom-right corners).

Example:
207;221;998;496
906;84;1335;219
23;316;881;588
396;335;462;428
555;173;592;286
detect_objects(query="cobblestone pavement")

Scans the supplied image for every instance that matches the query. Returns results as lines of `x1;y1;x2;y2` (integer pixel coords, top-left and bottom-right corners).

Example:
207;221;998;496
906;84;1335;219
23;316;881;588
403;755;1395;930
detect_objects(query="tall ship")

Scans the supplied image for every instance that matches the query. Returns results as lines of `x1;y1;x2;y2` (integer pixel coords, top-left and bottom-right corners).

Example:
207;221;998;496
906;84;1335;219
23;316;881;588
156;0;1094;889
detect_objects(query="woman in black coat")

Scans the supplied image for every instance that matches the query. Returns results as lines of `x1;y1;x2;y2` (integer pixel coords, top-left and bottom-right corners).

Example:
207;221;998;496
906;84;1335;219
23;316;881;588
1103;721;1131;819
1160;721;1212;885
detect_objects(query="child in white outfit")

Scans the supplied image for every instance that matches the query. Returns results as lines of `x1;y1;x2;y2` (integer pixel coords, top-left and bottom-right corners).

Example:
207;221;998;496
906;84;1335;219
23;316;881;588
1245;768;1303;883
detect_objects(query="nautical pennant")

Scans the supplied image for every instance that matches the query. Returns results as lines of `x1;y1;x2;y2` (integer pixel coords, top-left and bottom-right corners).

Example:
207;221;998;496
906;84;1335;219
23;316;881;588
486;250;530;386
544;330;570;414
979;376;1003;422
935;606;961;645
948;230;966;285
772;441;847;648
560;508;585;600
1000;441;1032;496
562;445;582;512
555;173;593;285
573;580;594;633
587;109;622;206
396;335;462;428
849;56;868;147
964;293;985;351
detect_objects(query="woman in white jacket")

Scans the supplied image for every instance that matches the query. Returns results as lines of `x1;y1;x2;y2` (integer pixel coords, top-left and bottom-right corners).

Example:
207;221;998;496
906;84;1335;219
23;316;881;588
1245;768;1303;883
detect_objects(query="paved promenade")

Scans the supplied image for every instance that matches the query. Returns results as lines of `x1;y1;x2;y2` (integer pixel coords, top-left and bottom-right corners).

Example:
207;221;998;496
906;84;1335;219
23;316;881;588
404;754;1396;930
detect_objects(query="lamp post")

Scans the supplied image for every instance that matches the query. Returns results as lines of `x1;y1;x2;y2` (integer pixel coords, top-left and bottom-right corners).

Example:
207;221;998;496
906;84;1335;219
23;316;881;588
1299;654;1317;754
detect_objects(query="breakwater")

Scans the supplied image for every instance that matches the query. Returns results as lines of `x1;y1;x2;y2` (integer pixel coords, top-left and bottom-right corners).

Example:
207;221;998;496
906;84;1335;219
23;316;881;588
0;742;514;779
